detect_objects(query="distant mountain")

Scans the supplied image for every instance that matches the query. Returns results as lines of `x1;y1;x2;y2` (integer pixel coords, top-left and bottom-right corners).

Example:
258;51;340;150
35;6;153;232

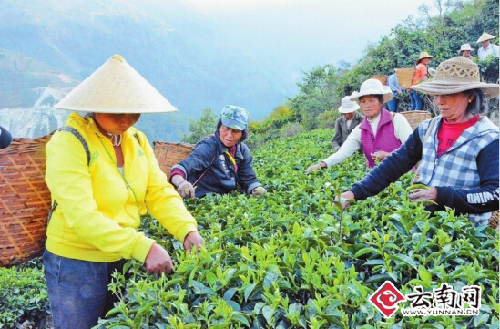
0;0;296;141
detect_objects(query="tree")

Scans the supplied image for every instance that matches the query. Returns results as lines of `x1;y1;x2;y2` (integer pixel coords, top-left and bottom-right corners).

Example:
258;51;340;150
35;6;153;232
288;65;341;130
181;108;218;144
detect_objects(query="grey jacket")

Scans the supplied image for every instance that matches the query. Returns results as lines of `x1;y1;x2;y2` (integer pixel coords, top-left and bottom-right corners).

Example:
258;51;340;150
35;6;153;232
331;112;363;150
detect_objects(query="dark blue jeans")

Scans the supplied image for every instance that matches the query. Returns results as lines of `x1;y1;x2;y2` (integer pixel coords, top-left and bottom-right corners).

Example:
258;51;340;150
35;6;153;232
410;89;423;111
43;251;126;329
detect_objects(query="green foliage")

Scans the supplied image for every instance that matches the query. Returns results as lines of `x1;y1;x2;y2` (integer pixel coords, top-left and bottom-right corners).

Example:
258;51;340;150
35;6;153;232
96;129;498;328
181;108;218;144
250;106;295;133
280;122;303;139
476;55;499;83
1;130;498;328
0;266;49;328
288;65;342;130
246;106;297;149
317;109;340;129
284;0;499;133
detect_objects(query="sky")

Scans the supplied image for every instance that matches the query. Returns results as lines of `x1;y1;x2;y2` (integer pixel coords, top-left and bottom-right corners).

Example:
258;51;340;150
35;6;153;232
178;0;438;69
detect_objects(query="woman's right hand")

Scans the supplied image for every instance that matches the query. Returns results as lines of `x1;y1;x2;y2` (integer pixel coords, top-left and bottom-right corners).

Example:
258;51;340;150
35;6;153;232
145;243;174;274
304;162;325;174
178;180;195;199
339;190;355;210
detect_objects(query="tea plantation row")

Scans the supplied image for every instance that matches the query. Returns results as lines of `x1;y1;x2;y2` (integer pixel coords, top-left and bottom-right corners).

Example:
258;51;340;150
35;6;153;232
1;129;498;328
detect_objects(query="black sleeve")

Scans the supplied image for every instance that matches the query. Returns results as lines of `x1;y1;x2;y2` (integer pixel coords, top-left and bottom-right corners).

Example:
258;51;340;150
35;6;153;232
351;128;423;200
0;126;12;149
434;139;499;213
332;119;342;149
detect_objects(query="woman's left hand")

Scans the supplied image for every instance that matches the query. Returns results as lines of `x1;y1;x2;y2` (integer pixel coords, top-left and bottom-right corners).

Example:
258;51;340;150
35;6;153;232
183;231;204;252
408;188;437;202
371;150;390;161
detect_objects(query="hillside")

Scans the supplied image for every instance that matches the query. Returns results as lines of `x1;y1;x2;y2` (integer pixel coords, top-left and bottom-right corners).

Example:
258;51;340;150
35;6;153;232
0;0;295;141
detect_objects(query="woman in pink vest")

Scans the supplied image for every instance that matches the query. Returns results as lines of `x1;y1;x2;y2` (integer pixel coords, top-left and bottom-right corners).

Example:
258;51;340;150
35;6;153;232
305;78;413;173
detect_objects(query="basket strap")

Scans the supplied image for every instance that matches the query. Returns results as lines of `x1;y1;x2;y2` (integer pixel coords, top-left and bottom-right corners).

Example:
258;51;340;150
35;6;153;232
47;127;90;225
46;200;58;225
57;127;90;166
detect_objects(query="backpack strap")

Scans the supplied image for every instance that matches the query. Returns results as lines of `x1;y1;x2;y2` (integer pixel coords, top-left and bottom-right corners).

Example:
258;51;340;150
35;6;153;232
47;127;90;224
57;126;90;165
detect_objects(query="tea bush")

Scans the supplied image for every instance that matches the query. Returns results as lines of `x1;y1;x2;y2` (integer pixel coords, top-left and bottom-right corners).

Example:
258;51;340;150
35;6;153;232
0;265;49;328
96;129;499;328
1;129;497;328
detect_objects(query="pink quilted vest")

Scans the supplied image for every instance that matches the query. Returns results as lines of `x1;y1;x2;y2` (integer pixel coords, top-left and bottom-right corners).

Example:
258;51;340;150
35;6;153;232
360;109;402;168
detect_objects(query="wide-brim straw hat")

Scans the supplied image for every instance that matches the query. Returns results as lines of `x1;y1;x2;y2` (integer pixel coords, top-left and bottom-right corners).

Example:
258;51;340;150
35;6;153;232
338;96;360;113
477;32;495;44
411;57;499;98
458;43;474;54
415;51;434;65
55;55;177;113
350;78;393;103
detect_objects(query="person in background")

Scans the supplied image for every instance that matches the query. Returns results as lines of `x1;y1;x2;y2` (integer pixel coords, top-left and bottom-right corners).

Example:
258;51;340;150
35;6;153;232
340;57;499;227
0;125;12;149
458;43;474;59
169;105;266;199
386;73;404;113
44;55;204;329
305;78;413;173
331;96;363;150
410;51;433;111
477;32;499;61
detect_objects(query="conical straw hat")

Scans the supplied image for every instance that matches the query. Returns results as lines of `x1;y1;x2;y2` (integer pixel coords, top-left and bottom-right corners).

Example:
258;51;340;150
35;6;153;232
415;51;433;65
476;32;495;44
55;55;177;113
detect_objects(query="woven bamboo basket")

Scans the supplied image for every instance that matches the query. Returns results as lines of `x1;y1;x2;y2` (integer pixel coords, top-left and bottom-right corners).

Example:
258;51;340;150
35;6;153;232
399;110;432;130
0;133;193;267
371;75;388;86
394;67;415;88
0;135;53;266
153;141;194;175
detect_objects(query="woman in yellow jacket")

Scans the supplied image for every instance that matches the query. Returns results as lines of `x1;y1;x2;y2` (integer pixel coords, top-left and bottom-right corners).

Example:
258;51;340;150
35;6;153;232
44;55;204;329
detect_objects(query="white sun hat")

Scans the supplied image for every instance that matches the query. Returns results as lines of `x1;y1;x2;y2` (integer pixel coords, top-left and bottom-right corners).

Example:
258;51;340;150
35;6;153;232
55;55;177;113
350;78;393;103
338;96;360;113
458;43;474;54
